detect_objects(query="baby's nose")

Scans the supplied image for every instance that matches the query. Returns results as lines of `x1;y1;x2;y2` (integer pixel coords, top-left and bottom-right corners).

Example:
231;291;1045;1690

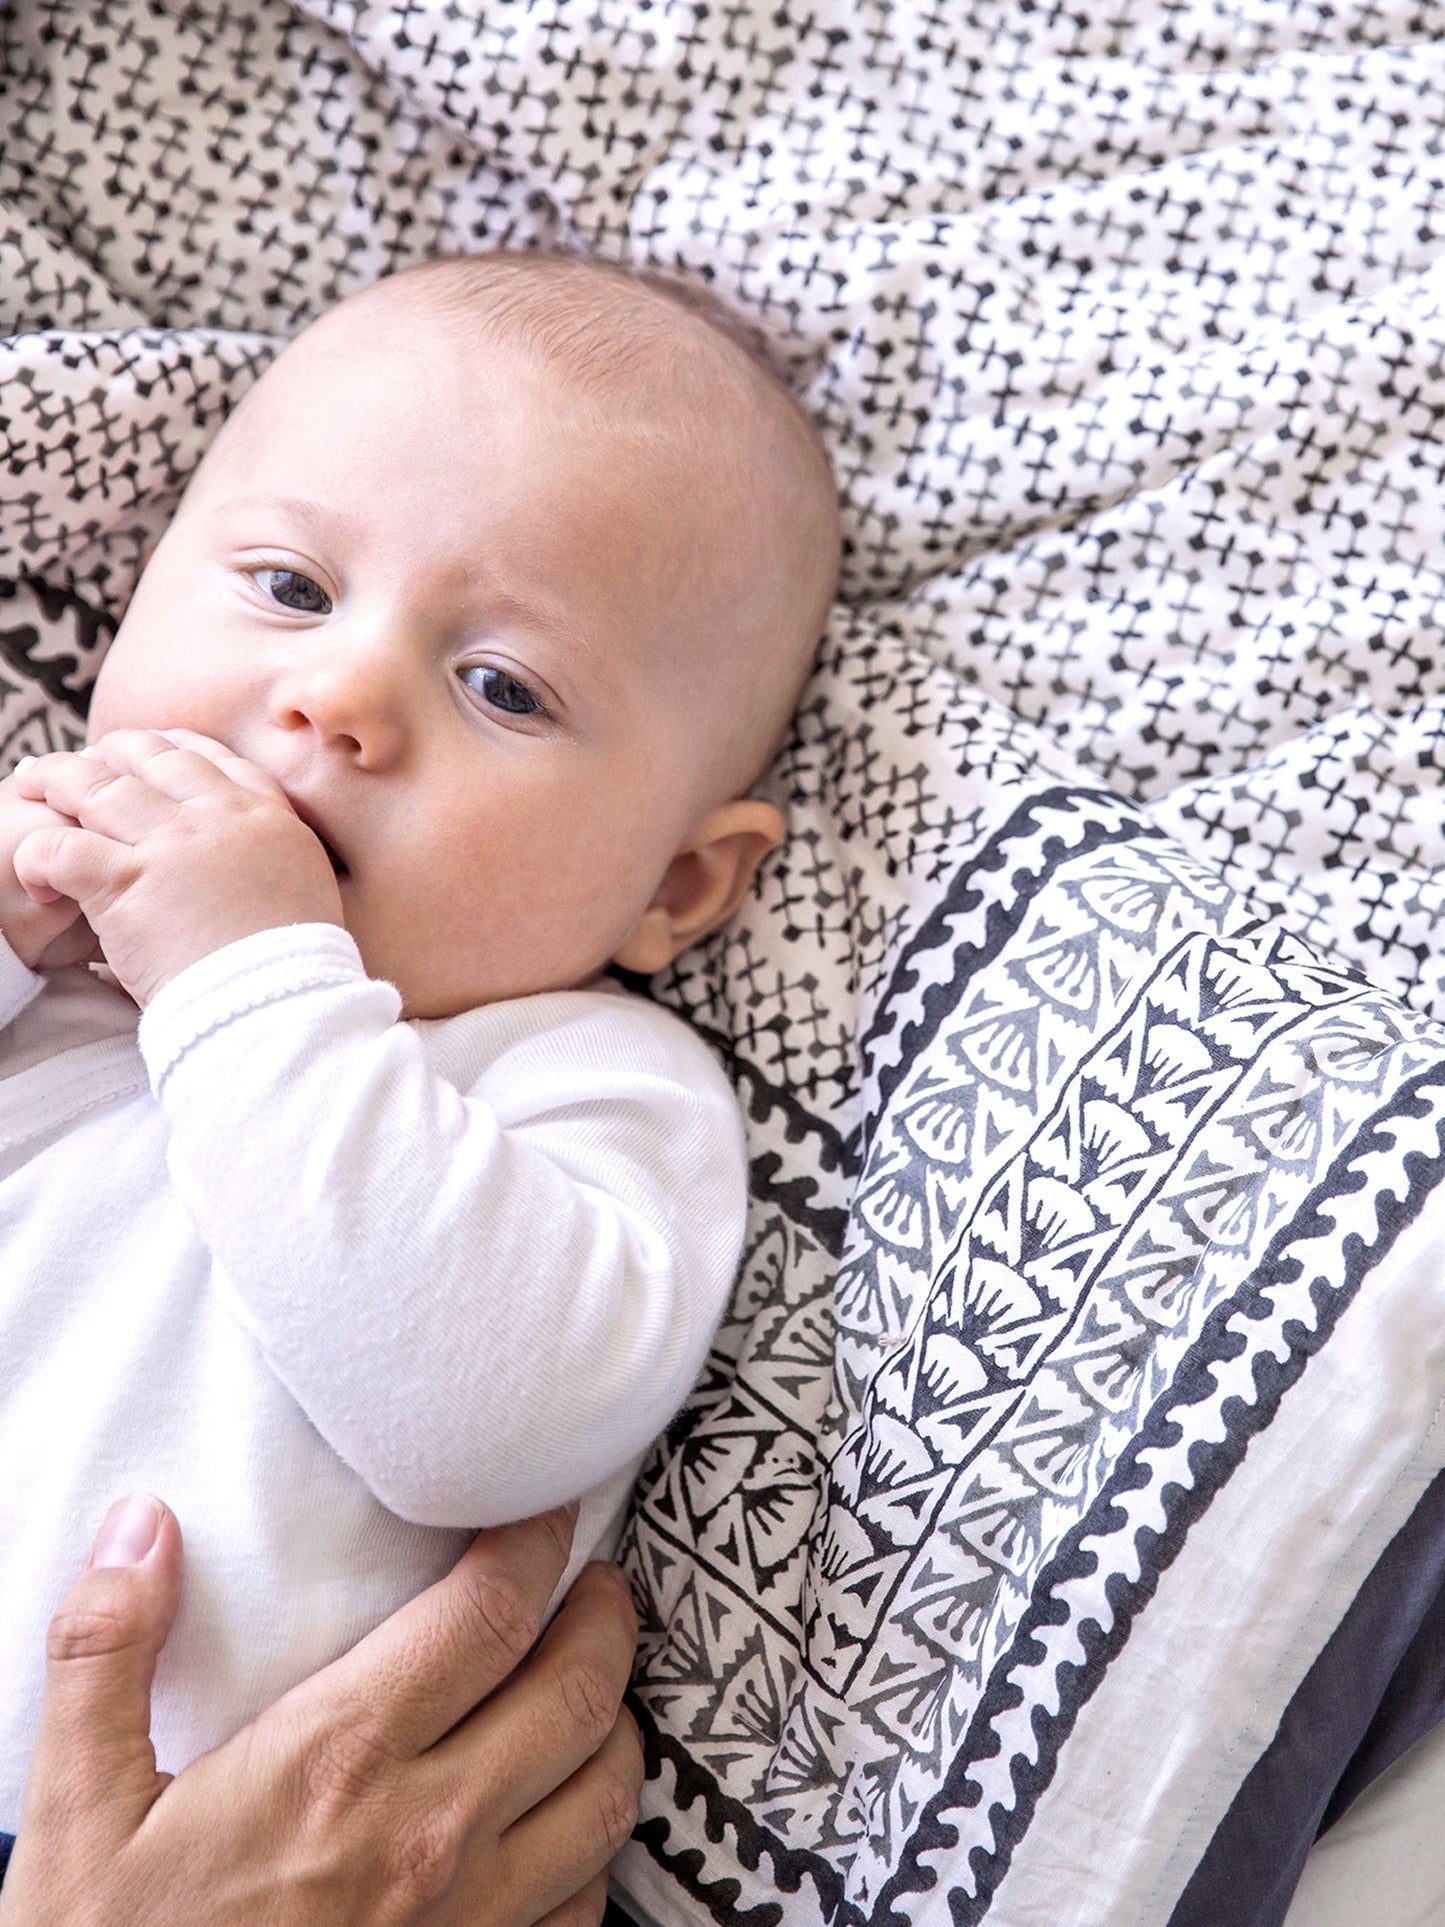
272;648;407;769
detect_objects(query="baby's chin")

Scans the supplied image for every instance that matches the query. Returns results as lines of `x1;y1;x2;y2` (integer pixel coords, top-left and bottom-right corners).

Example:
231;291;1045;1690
381;949;618;1023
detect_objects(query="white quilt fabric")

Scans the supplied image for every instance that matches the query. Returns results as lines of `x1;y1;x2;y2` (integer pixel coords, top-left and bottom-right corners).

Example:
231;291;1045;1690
8;5;1445;1923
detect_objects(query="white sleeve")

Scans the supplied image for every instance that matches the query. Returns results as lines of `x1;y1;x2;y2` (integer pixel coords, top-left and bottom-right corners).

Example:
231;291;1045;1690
0;932;44;1034
137;924;748;1529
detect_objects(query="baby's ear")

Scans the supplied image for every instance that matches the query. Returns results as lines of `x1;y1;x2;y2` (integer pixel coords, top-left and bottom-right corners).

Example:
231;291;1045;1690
611;798;785;975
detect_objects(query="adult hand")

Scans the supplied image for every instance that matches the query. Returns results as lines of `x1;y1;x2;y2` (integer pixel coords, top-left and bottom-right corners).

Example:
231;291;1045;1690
0;1495;642;1925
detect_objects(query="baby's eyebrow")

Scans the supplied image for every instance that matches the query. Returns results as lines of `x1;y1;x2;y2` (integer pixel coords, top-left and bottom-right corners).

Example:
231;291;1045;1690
483;589;596;665
215;493;363;546
214;491;599;673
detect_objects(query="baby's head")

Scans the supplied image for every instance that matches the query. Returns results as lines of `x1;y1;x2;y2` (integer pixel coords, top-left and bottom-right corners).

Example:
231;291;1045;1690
90;252;840;1017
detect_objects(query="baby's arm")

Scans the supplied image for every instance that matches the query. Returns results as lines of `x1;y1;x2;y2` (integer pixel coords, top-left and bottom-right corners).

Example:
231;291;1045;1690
138;924;747;1527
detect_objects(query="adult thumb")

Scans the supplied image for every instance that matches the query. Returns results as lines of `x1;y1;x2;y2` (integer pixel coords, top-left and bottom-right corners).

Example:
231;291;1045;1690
20;1496;184;1842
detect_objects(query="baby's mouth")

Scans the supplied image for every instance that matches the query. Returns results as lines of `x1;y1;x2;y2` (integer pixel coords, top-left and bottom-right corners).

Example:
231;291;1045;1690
288;797;348;878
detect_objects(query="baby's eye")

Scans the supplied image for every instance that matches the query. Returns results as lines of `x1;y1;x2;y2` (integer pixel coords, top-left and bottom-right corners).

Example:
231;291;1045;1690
462;665;544;718
258;568;332;615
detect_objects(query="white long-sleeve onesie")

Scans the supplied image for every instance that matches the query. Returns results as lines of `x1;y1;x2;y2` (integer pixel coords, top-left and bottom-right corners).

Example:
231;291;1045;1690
0;921;747;1829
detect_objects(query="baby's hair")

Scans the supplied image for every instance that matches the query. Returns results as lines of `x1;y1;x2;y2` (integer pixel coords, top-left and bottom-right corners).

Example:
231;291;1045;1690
385;248;819;452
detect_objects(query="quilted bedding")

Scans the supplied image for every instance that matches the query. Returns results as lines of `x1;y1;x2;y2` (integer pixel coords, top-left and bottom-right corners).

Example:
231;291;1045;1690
8;3;1445;1922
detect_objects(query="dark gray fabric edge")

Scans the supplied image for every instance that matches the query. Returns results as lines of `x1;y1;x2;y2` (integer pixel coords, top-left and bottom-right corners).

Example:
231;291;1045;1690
1167;1468;1445;1927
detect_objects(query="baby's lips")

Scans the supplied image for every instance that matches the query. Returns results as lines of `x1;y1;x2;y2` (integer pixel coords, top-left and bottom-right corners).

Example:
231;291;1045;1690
284;794;349;876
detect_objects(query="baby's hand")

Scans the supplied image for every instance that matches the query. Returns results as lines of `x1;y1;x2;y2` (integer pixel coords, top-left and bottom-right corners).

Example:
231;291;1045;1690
0;767;101;971
11;729;344;1006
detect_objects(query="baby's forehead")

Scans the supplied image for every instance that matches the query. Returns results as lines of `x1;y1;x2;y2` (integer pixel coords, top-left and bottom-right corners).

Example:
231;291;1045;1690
323;258;792;454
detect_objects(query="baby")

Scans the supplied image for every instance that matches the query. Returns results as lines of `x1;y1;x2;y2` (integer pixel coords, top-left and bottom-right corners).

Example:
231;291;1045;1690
0;251;840;1824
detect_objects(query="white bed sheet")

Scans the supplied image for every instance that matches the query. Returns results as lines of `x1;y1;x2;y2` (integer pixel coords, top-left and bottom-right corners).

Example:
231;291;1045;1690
1287;1720;1445;1927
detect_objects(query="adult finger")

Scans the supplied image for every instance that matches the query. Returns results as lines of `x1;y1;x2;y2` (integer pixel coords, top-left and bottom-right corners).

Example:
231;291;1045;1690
431;1561;638;1833
474;1705;644;1922
531;1869;610;1927
280;1507;578;1760
16;1498;183;1844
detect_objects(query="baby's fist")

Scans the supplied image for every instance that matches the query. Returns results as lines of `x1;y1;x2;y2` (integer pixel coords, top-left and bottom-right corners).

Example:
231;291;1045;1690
11;731;344;1005
0;765;99;971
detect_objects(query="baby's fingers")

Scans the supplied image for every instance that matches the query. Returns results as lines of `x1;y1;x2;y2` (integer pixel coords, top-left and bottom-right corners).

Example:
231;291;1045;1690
13;822;128;914
85;728;289;809
13;750;174;844
148;728;289;802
